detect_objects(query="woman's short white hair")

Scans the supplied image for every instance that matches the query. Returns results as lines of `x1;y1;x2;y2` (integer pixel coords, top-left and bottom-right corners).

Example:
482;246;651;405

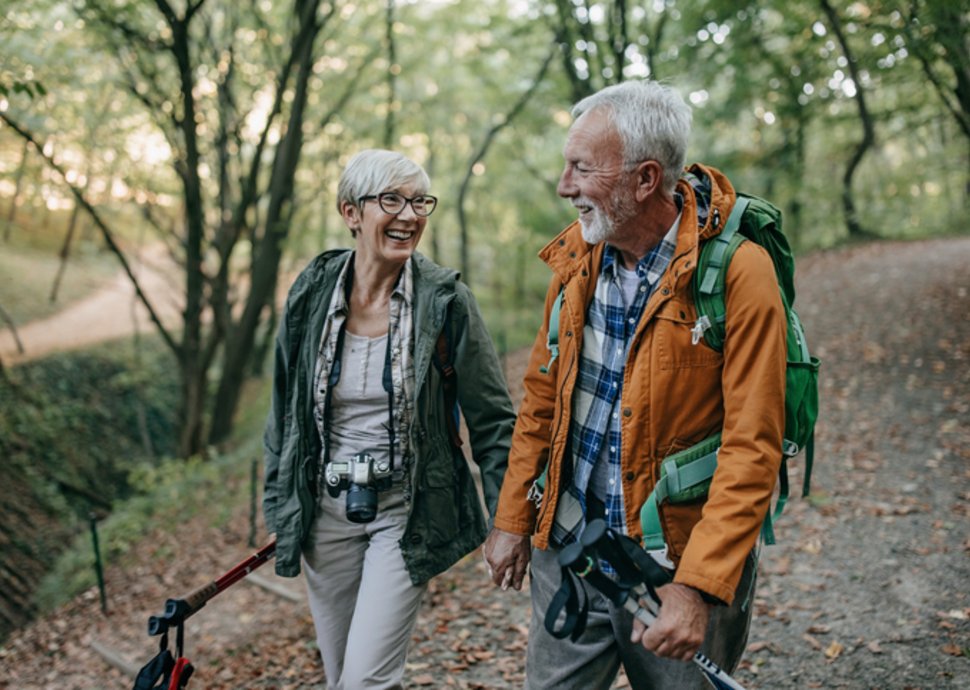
336;149;431;213
572;80;692;194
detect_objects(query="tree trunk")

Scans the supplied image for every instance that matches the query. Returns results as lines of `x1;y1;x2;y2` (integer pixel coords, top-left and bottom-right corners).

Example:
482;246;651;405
552;1;591;103
820;0;875;239
426;148;440;263
0;302;25;355
608;0;628;82
383;0;397;147
49;200;81;303
4;139;29;240
208;0;324;444
171;16;210;458
789;110;807;248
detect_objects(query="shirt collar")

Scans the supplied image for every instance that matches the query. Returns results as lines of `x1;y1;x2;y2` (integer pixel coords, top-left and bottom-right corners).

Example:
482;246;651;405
328;252;413;317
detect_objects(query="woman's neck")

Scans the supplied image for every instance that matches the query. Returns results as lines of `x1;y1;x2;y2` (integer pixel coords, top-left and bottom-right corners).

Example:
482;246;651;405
345;255;404;337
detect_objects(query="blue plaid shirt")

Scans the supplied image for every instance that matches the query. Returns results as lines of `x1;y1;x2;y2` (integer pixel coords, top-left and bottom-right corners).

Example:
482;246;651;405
558;219;679;546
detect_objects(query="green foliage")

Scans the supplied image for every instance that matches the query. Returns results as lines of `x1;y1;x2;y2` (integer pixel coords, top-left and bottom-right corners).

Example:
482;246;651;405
1;341;179;498
0;78;47;100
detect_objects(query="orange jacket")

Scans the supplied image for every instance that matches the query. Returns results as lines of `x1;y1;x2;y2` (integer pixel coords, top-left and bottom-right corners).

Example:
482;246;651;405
493;164;786;603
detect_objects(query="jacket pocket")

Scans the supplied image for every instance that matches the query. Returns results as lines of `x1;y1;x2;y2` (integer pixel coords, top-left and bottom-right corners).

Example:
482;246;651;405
655;300;722;370
662;499;706;562
419;445;461;545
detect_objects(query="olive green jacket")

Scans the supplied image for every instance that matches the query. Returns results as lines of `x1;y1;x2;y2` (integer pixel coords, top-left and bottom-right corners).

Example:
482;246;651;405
263;250;515;584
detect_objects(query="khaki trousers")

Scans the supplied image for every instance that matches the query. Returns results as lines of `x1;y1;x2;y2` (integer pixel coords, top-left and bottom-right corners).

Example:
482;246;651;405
526;546;756;690
303;486;426;690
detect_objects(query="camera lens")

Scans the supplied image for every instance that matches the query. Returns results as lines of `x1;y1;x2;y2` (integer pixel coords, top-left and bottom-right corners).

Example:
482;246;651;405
345;484;378;523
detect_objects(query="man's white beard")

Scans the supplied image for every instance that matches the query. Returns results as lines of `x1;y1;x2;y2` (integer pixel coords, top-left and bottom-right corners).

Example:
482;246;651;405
579;204;613;244
578;189;636;245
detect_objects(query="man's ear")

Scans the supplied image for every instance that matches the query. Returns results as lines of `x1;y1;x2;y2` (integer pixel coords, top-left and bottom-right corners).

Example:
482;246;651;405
633;160;664;202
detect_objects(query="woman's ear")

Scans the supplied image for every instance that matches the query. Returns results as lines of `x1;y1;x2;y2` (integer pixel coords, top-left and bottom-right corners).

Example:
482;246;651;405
340;200;361;233
633;160;664;202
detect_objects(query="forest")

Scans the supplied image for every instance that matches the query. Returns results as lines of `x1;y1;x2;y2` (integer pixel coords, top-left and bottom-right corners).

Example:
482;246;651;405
3;0;966;455
0;2;968;685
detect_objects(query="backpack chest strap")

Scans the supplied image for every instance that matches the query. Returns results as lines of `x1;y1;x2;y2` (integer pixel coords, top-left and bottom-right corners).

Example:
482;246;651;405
641;436;720;551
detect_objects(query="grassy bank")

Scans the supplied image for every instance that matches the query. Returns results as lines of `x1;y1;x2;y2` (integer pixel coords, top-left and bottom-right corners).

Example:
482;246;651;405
0;336;181;638
30;368;271;615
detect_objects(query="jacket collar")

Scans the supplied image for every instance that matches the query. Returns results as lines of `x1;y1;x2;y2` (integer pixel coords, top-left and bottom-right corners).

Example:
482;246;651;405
411;252;458;330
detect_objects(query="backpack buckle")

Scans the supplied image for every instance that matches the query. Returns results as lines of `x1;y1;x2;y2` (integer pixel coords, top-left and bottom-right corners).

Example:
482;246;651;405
690;315;712;345
526;480;544;509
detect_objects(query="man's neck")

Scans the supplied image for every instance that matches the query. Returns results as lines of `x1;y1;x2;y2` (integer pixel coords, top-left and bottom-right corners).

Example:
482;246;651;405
611;196;679;270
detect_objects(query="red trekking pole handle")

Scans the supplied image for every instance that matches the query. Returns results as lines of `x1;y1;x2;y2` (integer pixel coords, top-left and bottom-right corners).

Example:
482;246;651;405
167;657;194;689
148;540;276;636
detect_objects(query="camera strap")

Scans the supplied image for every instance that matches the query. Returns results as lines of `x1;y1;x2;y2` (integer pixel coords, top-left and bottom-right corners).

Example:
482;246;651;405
322;319;397;475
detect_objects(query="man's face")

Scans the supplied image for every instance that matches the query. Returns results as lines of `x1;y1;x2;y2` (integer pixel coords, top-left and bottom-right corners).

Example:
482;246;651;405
557;108;636;244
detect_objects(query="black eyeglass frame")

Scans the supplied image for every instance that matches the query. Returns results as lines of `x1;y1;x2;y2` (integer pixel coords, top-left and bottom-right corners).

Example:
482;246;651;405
358;192;438;217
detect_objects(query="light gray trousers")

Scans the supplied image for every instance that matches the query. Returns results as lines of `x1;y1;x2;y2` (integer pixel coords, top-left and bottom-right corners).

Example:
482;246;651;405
526;546;756;690
303;486;427;690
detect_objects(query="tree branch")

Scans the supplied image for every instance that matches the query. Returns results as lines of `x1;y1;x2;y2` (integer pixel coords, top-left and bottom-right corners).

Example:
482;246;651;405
457;45;557;283
0;302;25;355
0;113;181;356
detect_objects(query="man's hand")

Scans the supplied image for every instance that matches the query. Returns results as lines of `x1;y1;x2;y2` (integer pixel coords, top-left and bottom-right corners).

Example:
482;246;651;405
482;527;531;591
631;583;712;661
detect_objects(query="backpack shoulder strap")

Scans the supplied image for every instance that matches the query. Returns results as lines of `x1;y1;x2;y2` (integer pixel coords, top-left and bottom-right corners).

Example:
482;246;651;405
540;288;565;374
432;307;463;449
692;196;750;352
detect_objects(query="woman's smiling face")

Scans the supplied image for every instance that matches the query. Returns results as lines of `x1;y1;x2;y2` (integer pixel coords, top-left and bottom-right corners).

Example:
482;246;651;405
343;182;428;269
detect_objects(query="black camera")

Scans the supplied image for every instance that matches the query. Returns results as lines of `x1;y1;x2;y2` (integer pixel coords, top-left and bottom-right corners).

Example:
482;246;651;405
324;451;393;523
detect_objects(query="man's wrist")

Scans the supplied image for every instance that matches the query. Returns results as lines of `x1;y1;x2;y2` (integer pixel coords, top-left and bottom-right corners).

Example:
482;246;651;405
689;585;724;607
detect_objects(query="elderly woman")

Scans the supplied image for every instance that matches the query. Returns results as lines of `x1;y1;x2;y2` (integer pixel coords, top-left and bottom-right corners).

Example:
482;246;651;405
263;149;516;689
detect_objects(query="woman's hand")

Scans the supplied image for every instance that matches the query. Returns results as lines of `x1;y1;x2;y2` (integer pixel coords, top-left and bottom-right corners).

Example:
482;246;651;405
482;527;531;591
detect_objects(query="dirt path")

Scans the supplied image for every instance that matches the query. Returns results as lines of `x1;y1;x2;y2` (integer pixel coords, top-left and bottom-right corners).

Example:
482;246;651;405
2;236;969;689
0;246;182;365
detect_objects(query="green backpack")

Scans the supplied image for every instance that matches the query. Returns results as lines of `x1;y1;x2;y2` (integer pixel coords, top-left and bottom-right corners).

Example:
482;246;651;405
541;193;820;547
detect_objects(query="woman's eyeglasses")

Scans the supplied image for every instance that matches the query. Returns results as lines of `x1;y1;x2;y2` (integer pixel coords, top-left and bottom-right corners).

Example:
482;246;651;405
358;192;438;217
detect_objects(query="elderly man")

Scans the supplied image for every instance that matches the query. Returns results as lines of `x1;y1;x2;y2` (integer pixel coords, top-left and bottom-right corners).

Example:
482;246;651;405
484;80;786;689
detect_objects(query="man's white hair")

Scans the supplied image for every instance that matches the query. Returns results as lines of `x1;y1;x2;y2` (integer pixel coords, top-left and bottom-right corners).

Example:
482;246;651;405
572;80;692;194
336;149;431;213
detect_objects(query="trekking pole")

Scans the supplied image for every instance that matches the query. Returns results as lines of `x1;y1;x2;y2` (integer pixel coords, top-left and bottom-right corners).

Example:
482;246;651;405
561;523;750;690
147;540;276;636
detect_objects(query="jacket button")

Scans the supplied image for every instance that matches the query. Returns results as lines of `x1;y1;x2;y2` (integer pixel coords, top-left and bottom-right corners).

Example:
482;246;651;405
410;534;423;544
569;251;576;258
662;288;670;296
624;471;635;482
622;408;632;417
566;331;573;337
559;239;566;246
